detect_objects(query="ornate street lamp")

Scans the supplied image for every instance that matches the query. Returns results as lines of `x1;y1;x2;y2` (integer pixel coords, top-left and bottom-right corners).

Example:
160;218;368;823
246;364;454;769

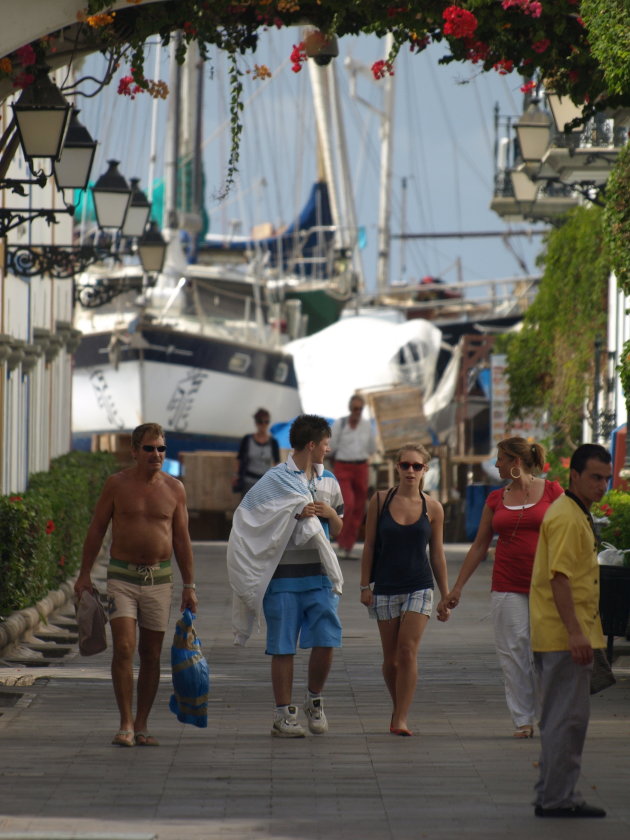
92;160;132;229
515;101;552;167
11;66;73;164
137;220;167;274
53;110;97;192
121;178;151;239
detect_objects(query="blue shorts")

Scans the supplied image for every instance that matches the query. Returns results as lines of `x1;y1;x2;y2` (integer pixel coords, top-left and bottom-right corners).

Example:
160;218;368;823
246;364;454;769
263;588;342;655
368;588;433;621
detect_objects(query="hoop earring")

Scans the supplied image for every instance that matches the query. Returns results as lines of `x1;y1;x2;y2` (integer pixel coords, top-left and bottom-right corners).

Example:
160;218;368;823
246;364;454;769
510;466;521;480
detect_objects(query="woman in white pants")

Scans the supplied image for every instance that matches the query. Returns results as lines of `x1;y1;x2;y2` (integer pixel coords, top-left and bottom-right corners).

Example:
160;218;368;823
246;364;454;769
438;437;563;738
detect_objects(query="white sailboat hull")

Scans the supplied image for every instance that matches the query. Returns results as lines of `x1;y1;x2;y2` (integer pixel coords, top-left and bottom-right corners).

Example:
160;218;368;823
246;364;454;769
72;325;302;448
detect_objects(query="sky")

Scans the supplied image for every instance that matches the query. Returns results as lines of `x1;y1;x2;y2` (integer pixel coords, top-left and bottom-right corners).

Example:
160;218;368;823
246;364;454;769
78;30;548;300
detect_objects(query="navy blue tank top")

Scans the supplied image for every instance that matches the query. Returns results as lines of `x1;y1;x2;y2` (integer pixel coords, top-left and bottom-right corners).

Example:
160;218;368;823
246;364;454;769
372;492;433;596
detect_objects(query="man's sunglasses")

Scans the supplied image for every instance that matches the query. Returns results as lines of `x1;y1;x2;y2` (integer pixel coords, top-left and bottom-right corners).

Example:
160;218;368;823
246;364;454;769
398;461;426;472
142;445;167;453
256;419;270;425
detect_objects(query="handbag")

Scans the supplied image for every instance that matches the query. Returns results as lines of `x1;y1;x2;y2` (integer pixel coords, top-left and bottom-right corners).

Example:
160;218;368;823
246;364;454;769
74;589;108;656
169;608;210;727
590;648;616;695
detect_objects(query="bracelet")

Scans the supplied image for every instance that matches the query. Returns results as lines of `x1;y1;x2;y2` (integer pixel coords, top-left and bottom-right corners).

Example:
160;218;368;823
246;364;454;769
360;584;371;591
183;583;196;589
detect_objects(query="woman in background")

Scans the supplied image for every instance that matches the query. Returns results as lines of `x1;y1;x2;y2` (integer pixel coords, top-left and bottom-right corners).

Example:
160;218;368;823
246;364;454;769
360;444;450;736
439;437;563;738
233;408;280;497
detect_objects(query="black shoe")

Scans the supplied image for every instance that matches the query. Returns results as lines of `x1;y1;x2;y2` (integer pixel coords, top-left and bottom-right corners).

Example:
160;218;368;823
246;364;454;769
535;803;606;818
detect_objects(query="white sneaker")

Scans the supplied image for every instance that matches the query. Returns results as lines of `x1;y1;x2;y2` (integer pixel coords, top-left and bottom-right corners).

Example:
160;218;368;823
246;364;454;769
271;705;306;738
303;694;328;734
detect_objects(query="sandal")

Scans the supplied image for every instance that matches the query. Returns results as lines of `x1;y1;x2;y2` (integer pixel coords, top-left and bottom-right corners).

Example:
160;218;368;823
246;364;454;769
134;731;160;746
513;725;534;739
111;729;135;747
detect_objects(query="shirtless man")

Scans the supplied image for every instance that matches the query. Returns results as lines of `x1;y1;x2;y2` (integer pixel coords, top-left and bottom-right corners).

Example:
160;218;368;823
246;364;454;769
75;422;197;747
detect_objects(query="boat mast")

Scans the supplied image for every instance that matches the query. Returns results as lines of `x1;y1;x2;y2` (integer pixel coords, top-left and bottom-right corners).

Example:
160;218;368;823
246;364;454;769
376;33;395;295
307;56;366;293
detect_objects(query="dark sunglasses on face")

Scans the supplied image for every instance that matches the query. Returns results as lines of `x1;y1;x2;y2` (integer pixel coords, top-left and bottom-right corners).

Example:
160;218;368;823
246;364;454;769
142;445;167;453
398;461;426;472
257;419;270;425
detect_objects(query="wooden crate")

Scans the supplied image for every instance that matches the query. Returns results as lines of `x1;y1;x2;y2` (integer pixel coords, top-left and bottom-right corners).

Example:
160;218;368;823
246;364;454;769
180;451;238;512
363;385;431;454
91;432;133;466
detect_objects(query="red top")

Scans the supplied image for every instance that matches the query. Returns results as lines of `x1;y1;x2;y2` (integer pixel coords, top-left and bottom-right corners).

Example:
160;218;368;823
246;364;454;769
486;480;564;593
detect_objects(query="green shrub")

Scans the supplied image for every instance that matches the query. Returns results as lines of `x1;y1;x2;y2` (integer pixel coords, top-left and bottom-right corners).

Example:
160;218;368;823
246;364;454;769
0;451;118;616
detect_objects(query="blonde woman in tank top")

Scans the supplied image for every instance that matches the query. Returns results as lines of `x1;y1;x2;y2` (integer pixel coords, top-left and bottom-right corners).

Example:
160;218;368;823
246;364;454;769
360;444;450;736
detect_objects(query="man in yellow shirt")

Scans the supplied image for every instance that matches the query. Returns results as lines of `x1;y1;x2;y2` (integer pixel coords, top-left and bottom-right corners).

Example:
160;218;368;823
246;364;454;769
530;443;612;818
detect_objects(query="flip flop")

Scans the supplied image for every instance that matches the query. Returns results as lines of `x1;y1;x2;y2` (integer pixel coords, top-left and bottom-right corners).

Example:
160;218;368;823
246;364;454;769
111;729;135;747
134;731;160;746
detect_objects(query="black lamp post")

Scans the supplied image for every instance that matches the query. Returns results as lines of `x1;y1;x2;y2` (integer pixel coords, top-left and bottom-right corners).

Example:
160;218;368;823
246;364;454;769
121;178;152;239
11;65;73;164
53;110;97;192
92;160;132;229
137;220;167;274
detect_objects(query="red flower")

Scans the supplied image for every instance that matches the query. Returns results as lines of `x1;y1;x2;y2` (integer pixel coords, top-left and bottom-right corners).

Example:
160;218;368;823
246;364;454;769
117;75;143;99
15;44;37;67
290;42;307;74
464;39;490;63
58;556;66;567
443;6;478;39
372;59;395;80
532;39;551;54
542;461;550;472
45;520;55;535
493;59;514;75
9;495;23;502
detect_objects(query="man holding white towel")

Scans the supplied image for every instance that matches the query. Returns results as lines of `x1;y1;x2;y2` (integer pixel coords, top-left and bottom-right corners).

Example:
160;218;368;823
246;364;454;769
227;414;344;737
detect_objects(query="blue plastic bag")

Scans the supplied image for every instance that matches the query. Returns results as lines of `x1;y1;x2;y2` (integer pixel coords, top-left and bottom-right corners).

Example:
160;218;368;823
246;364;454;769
169;608;209;728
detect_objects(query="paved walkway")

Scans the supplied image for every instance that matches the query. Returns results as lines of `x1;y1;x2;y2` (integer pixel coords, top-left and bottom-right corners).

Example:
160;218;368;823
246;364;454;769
0;544;629;840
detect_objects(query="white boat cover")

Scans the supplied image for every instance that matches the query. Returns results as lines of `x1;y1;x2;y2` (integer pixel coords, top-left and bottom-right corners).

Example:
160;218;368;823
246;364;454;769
285;315;444;420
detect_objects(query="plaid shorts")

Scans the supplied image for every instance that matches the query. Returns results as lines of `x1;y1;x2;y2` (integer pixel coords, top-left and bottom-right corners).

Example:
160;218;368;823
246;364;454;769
368;588;433;621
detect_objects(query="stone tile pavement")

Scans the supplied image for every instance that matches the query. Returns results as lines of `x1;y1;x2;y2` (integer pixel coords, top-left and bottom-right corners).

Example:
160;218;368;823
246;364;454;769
0;543;629;840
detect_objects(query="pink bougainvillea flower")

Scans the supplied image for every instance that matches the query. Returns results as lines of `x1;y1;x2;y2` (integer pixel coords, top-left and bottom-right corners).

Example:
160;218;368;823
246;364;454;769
502;0;542;16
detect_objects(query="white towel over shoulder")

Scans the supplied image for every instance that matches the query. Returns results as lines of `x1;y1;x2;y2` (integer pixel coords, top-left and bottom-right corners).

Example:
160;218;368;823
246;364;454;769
227;462;343;646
